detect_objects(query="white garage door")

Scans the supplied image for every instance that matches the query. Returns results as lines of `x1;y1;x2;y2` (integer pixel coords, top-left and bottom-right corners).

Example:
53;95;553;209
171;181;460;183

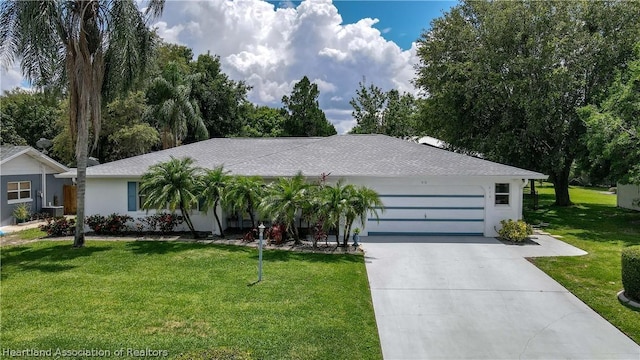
367;185;485;236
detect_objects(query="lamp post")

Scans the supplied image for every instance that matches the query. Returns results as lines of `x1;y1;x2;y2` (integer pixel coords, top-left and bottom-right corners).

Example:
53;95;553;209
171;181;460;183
258;223;265;282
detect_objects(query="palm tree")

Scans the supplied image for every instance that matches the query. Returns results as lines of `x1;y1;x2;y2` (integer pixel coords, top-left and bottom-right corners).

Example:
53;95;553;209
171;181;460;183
318;181;354;246
0;0;165;247
144;61;208;148
139;156;201;238
343;186;384;246
259;172;310;243
224;176;264;229
199;166;230;238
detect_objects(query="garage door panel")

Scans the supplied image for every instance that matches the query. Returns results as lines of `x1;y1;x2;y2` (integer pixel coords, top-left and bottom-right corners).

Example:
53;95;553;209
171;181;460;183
367;185;486;236
380;196;485;208
367;220;484;235
373;209;484;220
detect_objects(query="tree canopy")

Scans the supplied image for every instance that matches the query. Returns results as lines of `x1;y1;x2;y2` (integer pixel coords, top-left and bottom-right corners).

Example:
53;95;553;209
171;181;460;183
579;46;640;185
415;0;640;205
282;76;337;137
349;80;419;137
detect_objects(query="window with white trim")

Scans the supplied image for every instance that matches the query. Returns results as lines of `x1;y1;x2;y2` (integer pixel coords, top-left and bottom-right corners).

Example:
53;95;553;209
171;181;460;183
7;181;32;203
137;183;146;210
495;183;510;205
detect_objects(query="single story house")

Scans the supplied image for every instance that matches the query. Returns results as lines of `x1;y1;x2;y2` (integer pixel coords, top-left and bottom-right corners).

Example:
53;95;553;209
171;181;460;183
0;146;72;226
617;183;640;211
57;134;546;237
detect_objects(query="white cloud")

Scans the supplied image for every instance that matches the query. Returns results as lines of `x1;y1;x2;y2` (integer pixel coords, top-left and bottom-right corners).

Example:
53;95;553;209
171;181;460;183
0;64;29;93
155;0;419;134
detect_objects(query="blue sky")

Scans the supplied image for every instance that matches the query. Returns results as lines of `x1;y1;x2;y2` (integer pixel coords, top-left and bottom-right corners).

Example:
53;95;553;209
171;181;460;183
329;1;454;50
0;0;458;133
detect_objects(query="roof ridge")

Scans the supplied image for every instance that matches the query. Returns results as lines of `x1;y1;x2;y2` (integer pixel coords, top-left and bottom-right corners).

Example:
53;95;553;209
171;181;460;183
224;136;331;170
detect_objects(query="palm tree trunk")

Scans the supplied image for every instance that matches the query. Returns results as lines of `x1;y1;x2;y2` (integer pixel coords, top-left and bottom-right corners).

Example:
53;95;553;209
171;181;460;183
213;199;224;238
74;128;88;248
248;206;256;229
180;205;198;238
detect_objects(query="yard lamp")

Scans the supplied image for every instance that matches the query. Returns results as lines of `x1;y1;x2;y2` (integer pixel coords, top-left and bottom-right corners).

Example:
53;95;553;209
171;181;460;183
258;223;265;282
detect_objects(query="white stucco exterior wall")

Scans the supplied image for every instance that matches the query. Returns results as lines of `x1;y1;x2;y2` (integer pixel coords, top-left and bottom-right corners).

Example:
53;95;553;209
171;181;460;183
85;178;224;234
85;175;528;237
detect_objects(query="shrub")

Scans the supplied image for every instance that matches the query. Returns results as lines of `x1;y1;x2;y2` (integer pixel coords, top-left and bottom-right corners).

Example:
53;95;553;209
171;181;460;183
85;213;133;235
622;246;640;302
40;217;75;237
12;203;31;222
141;213;184;234
498;219;533;242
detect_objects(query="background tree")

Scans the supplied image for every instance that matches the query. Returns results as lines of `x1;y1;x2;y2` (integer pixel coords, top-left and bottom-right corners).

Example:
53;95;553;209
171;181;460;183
579;47;640;185
349;81;419;137
414;0;640;205
259;172;310;243
0;0;166;247
224;176;264;229
282;76;337;137
144;61;208;148
236;104;286;137
199;166;230;238
139;156;201;238
99;91;159;162
349;80;386;134
0;89;61;148
190;53;251;138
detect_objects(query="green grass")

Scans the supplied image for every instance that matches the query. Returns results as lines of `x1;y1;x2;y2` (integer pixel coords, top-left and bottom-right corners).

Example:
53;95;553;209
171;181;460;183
1;241;382;359
10;227;47;240
524;184;640;343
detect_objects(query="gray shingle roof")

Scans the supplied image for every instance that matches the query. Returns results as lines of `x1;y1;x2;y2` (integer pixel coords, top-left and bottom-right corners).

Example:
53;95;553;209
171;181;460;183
60;135;546;179
0;145;31;163
1;145;69;172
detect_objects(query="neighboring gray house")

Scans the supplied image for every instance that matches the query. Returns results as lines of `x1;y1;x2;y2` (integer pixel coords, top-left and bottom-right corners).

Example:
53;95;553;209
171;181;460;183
58;134;547;237
617;183;640;211
0;146;71;226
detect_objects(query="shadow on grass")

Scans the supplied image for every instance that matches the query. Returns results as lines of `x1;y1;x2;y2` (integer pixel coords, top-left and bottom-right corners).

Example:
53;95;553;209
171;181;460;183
0;244;111;279
124;240;361;263
524;192;640;247
257;249;362;263
125;240;254;255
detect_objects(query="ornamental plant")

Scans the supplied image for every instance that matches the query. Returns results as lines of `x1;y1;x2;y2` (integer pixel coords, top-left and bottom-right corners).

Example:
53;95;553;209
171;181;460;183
498;219;533;242
141;213;184;234
85;213;132;235
622;246;640;302
40;217;76;237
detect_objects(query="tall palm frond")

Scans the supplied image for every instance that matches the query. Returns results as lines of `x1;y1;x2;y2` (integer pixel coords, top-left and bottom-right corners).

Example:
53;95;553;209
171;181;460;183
199;166;230;237
0;0;165;247
144;61;207;148
139;156;201;237
223;176;264;229
259;172;309;242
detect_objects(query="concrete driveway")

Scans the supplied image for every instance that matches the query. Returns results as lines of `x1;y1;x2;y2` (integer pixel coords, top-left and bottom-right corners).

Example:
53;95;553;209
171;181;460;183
363;235;640;359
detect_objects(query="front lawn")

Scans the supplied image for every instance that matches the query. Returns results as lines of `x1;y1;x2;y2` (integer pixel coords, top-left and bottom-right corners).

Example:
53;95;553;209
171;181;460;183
0;241;381;359
524;184;640;343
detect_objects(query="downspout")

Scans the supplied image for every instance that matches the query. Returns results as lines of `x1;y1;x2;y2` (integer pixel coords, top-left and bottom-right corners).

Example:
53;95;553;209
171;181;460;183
517;179;527;220
41;164;47;210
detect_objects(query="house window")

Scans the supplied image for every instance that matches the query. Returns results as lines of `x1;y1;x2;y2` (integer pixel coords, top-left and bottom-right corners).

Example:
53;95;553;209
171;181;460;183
495;183;510;205
7;181;32;203
137;183;146;210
